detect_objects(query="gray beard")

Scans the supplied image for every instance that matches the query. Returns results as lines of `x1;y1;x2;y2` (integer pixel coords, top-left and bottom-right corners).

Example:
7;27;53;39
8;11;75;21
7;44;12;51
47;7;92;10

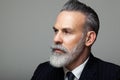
49;34;85;68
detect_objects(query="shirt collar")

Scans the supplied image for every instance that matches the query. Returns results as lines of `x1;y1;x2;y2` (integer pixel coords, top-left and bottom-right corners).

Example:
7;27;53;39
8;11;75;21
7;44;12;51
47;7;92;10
72;57;89;79
64;57;89;79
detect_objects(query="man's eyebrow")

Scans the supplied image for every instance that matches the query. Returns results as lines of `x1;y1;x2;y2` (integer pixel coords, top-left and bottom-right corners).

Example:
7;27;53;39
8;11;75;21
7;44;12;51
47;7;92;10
52;26;57;30
62;28;73;31
52;26;73;31
52;27;59;32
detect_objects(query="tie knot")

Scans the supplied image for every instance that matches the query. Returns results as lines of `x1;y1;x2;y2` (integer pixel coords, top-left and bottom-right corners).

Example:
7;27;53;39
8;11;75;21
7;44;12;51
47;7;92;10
66;72;75;80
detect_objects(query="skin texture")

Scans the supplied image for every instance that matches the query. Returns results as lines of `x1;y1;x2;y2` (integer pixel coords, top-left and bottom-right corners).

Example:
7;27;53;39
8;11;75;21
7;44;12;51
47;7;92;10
53;11;86;52
53;11;96;70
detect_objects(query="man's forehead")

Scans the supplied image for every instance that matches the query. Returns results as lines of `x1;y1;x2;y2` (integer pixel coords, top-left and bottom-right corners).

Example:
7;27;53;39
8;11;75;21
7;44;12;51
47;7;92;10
55;11;86;29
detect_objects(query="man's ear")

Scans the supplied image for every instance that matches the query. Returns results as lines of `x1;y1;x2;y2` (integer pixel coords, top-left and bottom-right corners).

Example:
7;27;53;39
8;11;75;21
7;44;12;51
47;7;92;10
85;31;96;46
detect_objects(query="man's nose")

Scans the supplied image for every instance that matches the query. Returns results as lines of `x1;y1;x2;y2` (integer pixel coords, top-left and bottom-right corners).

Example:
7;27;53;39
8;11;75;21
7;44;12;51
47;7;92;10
54;32;63;44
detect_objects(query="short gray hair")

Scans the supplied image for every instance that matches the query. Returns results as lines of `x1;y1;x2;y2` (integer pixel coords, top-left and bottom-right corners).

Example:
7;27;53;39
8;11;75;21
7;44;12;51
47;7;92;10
61;0;100;35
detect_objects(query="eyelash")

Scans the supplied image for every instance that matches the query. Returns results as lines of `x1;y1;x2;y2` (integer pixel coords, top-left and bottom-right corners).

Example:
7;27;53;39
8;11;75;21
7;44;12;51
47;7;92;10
53;28;71;35
63;30;70;34
53;29;58;34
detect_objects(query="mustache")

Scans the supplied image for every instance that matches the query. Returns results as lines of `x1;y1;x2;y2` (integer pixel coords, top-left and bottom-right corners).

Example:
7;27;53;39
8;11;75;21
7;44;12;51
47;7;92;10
50;44;69;53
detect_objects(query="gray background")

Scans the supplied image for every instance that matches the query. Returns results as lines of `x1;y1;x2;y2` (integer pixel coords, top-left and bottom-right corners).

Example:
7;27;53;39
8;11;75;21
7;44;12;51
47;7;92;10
0;0;120;80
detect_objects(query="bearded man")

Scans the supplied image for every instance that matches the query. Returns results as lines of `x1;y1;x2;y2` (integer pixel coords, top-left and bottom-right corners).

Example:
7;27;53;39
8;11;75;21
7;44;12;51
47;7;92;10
31;0;120;80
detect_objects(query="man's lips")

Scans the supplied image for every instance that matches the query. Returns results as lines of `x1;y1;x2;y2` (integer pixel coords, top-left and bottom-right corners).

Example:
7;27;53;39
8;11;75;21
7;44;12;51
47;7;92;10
52;48;65;53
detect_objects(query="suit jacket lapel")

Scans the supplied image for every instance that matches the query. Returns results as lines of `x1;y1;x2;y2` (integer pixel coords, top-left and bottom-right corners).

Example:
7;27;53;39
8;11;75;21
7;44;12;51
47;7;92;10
47;65;64;80
52;67;64;80
79;54;98;80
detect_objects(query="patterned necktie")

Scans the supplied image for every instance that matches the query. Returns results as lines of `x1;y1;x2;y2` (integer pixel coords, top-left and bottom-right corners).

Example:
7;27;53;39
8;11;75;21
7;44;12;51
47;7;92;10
66;72;75;80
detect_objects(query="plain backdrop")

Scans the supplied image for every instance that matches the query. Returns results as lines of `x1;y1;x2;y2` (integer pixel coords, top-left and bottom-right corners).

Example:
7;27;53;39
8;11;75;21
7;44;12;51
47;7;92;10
0;0;120;80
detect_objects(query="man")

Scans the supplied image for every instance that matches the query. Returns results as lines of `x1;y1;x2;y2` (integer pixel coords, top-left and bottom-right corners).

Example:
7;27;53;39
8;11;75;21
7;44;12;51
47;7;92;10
31;0;120;80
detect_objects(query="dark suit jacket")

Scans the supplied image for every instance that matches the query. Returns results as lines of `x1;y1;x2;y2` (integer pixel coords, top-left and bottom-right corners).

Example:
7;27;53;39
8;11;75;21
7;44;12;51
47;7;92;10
31;54;120;80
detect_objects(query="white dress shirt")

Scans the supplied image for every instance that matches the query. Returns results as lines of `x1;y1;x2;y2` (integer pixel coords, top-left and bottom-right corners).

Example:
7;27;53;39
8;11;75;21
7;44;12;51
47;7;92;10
64;57;89;80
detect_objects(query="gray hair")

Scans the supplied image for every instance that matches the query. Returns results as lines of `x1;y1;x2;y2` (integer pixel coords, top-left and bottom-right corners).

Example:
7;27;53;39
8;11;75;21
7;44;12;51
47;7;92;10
61;0;100;35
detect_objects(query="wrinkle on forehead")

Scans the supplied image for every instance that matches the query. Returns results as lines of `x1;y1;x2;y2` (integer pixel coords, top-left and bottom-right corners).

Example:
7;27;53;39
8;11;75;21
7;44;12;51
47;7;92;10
55;11;86;31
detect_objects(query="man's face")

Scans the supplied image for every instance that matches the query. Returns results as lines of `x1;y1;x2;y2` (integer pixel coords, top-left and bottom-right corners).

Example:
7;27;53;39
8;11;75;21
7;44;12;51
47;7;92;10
53;11;86;53
50;11;86;67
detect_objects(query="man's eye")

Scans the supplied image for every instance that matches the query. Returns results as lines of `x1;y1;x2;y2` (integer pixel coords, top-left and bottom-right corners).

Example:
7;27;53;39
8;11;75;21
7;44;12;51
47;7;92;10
53;29;58;34
63;30;71;34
